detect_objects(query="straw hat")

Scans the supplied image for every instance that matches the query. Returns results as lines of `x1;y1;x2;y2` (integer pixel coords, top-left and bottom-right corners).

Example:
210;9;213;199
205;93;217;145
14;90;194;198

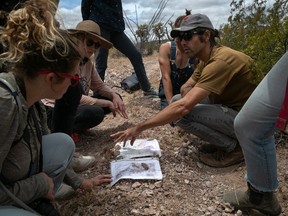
70;20;112;49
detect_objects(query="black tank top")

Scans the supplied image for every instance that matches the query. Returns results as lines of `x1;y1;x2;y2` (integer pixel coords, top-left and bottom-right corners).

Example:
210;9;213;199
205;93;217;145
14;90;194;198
158;41;195;97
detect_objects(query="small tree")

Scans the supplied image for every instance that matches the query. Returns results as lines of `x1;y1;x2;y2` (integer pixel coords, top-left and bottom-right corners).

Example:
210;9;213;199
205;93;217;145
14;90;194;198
136;24;149;50
153;23;165;44
221;0;288;74
124;0;173;52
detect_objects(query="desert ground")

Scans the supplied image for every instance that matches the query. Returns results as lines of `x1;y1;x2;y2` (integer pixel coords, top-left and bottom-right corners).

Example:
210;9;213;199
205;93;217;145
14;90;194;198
55;52;288;216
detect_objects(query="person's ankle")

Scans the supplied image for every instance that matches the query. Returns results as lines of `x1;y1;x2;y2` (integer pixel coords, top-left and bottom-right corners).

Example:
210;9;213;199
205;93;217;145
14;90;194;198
248;183;264;205
143;87;158;97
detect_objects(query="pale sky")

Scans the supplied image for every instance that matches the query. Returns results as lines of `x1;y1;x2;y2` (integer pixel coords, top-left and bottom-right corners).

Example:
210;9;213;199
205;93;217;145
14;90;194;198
57;0;274;40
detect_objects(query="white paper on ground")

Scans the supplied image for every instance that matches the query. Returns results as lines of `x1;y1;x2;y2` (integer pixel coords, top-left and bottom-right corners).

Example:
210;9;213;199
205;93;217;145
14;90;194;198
114;138;161;159
110;157;163;187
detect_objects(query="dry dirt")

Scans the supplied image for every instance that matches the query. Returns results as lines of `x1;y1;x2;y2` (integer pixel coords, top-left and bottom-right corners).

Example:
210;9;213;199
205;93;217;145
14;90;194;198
55;52;288;216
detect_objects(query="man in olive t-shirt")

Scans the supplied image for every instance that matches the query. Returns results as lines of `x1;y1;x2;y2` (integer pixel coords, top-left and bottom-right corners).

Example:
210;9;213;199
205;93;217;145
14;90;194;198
111;13;262;168
170;14;261;167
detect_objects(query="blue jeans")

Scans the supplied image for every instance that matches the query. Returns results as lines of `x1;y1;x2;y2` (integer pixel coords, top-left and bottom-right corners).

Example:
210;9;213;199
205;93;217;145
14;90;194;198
42;133;74;191
0;133;74;215
96;28;151;91
173;95;239;152
234;52;288;192
160;97;169;110
0;206;38;216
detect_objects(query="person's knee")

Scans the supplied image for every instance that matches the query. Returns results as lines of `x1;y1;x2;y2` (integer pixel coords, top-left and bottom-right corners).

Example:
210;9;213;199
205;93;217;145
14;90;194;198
171;94;182;103
234;112;250;138
53;133;75;154
92;109;105;124
75;107;105;130
42;133;74;177
62;133;75;146
84;107;105;122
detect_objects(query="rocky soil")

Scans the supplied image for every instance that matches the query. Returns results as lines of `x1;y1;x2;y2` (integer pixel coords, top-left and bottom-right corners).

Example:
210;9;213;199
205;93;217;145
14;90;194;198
55;52;288;216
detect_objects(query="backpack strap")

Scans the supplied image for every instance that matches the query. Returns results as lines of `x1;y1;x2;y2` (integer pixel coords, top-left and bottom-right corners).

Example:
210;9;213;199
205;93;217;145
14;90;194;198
0;77;22;121
170;41;179;76
170;41;176;63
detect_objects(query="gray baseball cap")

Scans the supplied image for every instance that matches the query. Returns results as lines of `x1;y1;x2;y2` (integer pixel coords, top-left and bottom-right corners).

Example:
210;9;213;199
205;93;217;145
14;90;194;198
170;13;214;38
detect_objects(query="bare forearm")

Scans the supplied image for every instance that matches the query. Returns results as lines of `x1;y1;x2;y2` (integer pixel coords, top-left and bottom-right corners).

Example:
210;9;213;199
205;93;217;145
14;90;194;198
80;95;110;107
135;101;187;132
136;87;209;133
163;83;174;103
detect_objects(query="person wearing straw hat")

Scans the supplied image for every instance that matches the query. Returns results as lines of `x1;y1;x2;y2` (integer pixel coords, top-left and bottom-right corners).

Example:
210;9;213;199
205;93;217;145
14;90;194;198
68;20;128;133
44;20;123;200
45;20;128;136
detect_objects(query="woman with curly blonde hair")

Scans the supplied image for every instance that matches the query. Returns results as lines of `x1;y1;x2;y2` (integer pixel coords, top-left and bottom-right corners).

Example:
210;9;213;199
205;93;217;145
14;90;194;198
0;0;81;215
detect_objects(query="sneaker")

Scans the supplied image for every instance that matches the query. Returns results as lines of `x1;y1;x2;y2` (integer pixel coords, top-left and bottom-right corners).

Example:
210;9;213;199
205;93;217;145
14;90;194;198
223;187;282;215
55;183;75;201
29;198;60;216
199;145;244;168
199;144;218;154
70;155;96;172
143;87;158;97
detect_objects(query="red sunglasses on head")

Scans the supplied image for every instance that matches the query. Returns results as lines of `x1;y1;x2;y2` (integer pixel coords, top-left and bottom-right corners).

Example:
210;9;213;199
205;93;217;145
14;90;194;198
37;70;80;87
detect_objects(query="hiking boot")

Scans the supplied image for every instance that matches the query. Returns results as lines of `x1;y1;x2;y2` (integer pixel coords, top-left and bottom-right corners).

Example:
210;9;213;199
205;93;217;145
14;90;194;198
199;144;218;154
29;199;60;216
199;145;244;167
143;87;158;97
223;184;282;216
55;183;75;201
70;155;96;172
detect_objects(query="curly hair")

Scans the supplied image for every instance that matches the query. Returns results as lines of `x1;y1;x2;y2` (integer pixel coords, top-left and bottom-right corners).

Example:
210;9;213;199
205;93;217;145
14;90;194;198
0;0;81;78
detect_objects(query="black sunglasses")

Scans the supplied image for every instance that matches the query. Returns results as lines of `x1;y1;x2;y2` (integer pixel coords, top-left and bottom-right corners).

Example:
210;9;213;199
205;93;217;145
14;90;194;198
177;30;199;41
86;38;101;49
178;28;208;42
